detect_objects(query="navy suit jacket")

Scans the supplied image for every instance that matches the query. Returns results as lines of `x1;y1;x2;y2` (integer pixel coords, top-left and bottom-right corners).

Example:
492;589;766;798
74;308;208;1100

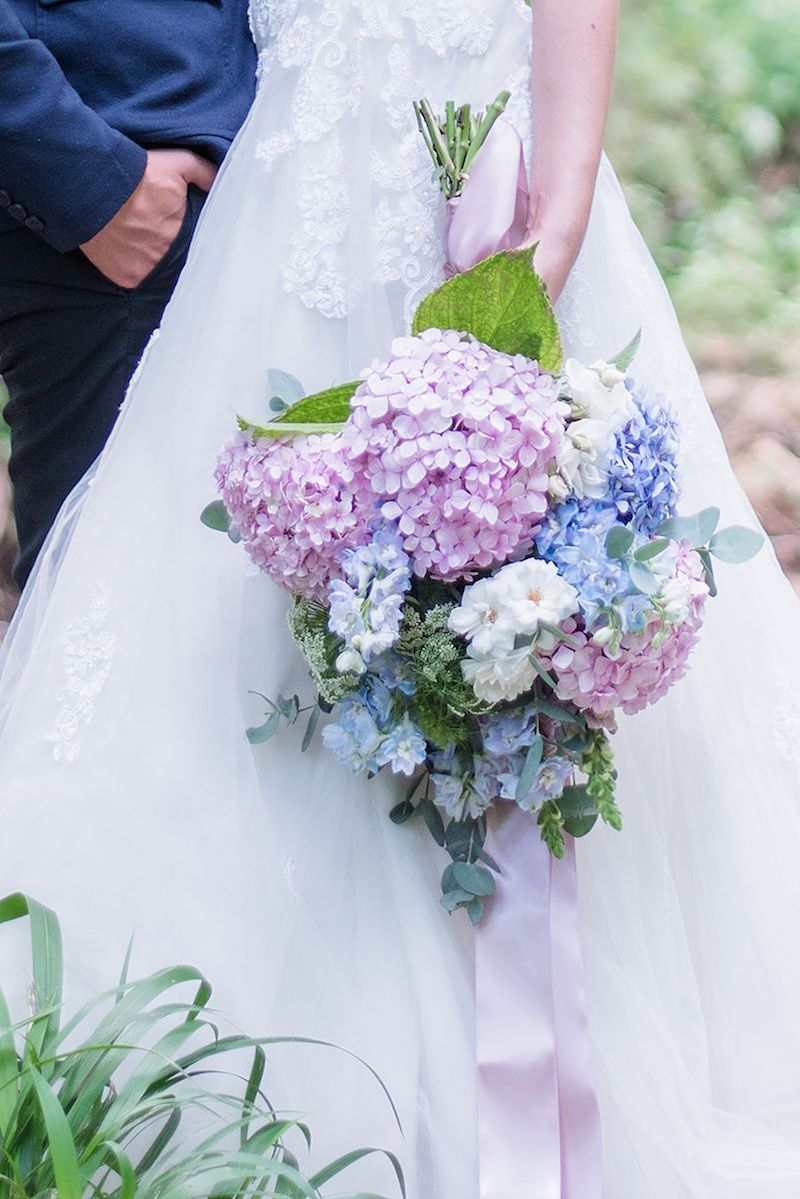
0;0;256;251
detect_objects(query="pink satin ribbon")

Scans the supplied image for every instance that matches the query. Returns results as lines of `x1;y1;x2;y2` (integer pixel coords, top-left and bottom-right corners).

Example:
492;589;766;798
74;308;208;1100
445;117;530;277
477;806;603;1199
447;118;603;1195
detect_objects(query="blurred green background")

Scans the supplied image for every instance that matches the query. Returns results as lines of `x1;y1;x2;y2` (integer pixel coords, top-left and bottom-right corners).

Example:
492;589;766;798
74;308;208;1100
1;0;800;627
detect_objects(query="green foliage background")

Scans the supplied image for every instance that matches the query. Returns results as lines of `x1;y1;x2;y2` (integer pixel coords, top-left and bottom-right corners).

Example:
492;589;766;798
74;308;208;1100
608;0;800;359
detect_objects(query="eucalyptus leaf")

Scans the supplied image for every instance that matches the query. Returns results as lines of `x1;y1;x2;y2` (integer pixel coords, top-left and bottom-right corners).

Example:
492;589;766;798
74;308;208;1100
628;559;660;595
246;712;281;745
389;799;417;825
515;734;544;801
451;861;496;898
268;368;305;406
605;525;635;559
556;784;593;820
696;505;722;545
657;513;702;543
529;654;557;690
419;798;446;847
562;813;598;838
412;250;563;372
634;537;670;562
301;706;319;752
610;328;642;373
709;525;764;564
200;501;230;534
698;548;718;597
467;897;485;926
440;888;473;912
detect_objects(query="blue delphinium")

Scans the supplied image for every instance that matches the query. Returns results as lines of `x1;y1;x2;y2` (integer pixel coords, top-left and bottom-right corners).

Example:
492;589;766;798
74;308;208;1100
328;520;411;672
376;715;428;776
607;384;680;536
322;694;385;774
535;499;629;628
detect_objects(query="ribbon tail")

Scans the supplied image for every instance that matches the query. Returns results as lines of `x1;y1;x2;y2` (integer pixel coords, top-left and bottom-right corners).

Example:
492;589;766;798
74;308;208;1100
476;803;603;1199
446;118;530;276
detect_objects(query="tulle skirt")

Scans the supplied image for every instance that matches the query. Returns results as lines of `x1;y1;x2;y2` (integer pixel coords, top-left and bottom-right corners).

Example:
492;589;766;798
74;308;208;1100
2;6;800;1194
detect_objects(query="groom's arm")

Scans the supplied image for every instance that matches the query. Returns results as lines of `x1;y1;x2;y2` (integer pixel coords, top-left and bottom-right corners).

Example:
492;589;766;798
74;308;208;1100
0;0;148;252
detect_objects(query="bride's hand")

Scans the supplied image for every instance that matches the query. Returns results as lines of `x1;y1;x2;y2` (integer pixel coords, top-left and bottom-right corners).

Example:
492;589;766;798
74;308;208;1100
518;224;582;306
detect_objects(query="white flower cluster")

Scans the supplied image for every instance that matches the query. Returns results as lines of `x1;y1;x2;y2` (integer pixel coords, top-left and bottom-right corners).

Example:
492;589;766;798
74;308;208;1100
552;359;636;501
448;559;579;703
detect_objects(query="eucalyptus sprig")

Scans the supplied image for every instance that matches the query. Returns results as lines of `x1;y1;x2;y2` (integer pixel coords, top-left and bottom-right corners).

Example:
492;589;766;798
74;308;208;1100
414;91;511;200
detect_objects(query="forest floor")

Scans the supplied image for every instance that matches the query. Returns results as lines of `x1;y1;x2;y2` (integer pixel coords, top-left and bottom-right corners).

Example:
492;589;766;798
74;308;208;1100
1;341;799;635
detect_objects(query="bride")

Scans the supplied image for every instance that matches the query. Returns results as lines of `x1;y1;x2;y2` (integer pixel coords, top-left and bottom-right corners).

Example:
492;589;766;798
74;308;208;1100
2;1;800;1195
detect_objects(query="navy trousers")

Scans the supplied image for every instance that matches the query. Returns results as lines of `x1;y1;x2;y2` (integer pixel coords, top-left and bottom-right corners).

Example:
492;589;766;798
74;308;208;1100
0;185;205;588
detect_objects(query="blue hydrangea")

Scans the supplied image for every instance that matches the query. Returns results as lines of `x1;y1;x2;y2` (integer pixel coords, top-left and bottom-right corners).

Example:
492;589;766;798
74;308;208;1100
607;384;681;536
535;499;630;627
481;706;538;756
327;521;411;671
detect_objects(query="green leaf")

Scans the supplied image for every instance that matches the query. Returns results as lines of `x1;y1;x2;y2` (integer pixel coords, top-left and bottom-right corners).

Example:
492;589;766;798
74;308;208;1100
562;813;598;838
419;798;446;847
698;548;718;597
467;897;485;926
533;698;586;728
246;711;281;744
696;506;722;545
634;537;670;562
440;888;473;912
451;861;496;897
200;500;230;533
709;525;764;564
657;513;702;542
515;734;544;801
268;369;305;406
412;250;563;372
29;1069;83;1199
237;417;346;440
390;799;417;824
605;524;635;559
529;654;557;690
610;328;642;373
273;379;358;426
301;706;320;752
628;559;660;595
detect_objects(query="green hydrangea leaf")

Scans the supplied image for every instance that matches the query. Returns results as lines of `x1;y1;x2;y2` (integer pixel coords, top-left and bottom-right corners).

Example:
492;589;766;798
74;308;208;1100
411;249;563;372
274;380;359;425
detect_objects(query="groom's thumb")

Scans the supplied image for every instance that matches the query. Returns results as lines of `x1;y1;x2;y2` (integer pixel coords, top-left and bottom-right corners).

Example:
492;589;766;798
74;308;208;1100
176;151;218;194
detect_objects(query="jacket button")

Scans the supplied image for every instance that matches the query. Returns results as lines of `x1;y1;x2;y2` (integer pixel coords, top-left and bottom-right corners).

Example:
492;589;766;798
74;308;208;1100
8;203;27;221
0;191;10;209
24;216;44;234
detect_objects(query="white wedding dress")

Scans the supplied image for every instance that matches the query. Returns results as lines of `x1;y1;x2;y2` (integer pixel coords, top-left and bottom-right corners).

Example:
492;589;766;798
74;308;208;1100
2;2;800;1196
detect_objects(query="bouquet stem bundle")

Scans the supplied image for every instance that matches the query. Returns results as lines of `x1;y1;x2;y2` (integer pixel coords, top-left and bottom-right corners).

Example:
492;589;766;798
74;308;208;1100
414;92;511;199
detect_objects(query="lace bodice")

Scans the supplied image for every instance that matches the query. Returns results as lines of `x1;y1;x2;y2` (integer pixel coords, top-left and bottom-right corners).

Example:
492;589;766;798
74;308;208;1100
246;0;533;326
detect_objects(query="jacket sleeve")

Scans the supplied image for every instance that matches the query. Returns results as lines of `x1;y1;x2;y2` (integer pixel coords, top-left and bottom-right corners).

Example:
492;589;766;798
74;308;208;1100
0;1;147;252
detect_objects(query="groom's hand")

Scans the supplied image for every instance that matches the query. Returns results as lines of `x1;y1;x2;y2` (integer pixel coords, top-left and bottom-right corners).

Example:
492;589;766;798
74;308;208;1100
79;149;217;289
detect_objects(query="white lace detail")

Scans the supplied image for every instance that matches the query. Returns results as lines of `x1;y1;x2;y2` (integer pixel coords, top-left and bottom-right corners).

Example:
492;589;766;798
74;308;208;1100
45;591;115;764
248;0;524;325
773;666;800;784
283;136;359;318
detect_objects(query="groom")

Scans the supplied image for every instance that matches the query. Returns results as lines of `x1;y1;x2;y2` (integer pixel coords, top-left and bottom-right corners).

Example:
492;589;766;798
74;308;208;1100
0;0;256;587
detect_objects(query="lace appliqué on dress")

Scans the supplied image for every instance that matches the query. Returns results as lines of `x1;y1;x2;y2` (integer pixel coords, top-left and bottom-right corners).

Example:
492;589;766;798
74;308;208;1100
45;591;115;764
773;666;800;784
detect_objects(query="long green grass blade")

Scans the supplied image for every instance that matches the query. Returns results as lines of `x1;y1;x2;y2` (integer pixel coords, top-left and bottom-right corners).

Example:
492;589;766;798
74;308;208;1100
28;1067;82;1199
0;984;18;1136
309;1147;405;1196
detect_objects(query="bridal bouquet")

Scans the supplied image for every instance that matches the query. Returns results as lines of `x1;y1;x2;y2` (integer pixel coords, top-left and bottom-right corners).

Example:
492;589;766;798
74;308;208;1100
204;98;762;923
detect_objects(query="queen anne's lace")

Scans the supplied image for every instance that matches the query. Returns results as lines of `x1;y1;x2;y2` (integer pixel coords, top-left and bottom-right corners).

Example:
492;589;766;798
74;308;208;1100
45;591;115;764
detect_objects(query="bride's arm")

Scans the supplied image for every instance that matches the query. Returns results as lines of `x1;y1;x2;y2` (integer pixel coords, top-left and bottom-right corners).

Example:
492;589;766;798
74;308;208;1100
523;0;619;302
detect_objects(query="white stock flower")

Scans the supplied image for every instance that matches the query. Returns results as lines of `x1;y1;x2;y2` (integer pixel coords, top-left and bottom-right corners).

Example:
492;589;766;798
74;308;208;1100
448;576;516;657
335;648;366;675
462;645;537;704
494;558;579;634
659;576;692;625
556;417;613;500
564;358;635;429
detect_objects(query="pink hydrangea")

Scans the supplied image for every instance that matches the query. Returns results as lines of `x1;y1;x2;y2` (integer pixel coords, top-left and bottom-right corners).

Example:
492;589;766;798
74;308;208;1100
215;432;374;601
547;546;709;717
341;329;568;581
